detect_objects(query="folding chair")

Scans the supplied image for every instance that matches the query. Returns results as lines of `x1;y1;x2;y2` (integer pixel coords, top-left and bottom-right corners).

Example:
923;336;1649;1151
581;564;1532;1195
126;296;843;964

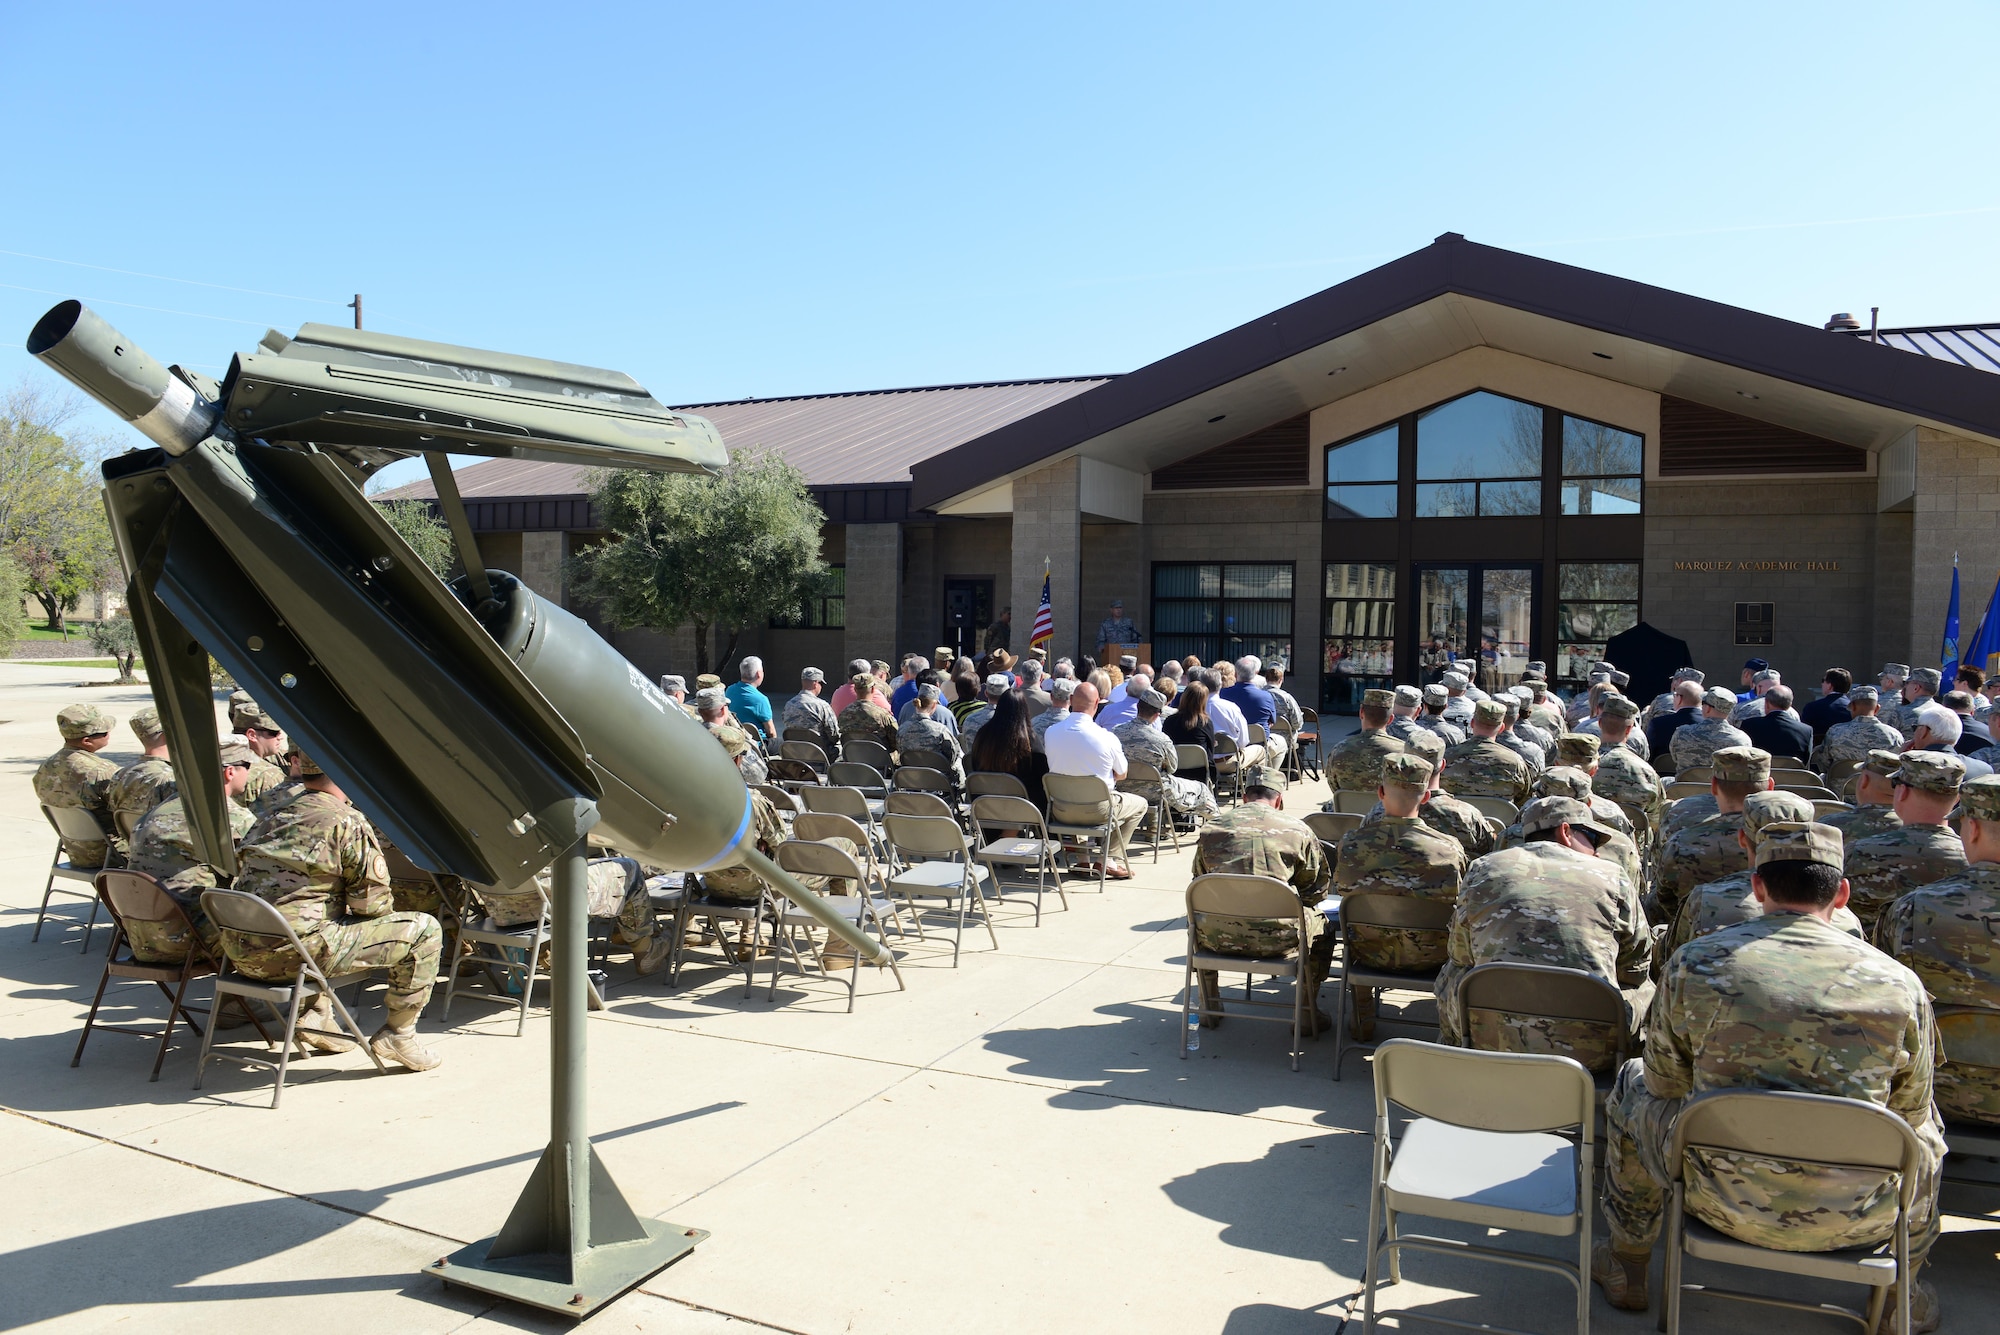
886;790;955;820
1330;789;1378;816
1297;707;1323;779
1042;772;1118;893
780;739;831;771
1304;810;1362;866
792;810;918;940
1465;795;1520;825
195;889;388;1107
1675;766;1715;786
970;793;1068;924
801;784;889;860
36;804;109;952
1934;1006;2000;1189
74;870;268;1081
882;812;997;965
1456;961;1629;1084
1768;755;1812;772
439;879;555;1036
829;760;888;800
1119;758;1177;860
1331;892;1454;1080
1812;799;1854;819
1175;742;1213;786
770;839;907;1010
755;783;804;821
891;765;952;800
1661;1089;1923;1335
782;726;823;746
965;771;1029;801
899;747;953;775
842;738;892;774
766;757;824;790
1362;1040;1596;1335
1181;873;1313;1071
1247;724;1279;784
1665;780;1710;801
1776;782;1840;801
1214;735;1248;802
1273;715;1304;783
1822;758;1865;791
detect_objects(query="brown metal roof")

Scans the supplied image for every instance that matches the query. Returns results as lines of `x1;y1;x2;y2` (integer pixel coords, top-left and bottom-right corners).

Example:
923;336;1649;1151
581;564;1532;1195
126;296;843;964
377;376;1114;502
1850;324;2000;375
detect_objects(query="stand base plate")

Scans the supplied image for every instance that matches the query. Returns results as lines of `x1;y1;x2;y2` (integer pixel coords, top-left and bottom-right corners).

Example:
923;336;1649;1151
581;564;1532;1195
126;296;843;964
431;1218;707;1318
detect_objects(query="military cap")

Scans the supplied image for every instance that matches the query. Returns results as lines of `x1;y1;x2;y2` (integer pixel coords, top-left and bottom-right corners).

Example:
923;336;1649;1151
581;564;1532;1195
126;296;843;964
1472;699;1507;726
1525;660;1548;674
1508;684;1535;700
217;735;257;767
1601;694;1640;720
1362;687;1396;708
1380;753;1434;786
985;673;1012;694
1742;657;1769;673
1394;684;1422;707
1752;820;1843;869
1742;790;1815;836
1848;684;1878;702
57;703;114;740
1672;667;1704;684
1499;695;1522;718
1959;775;2000;822
129;705;165;740
1119;655;1138;671
695;673;723;691
660;674;687;693
1702;686;1737;711
1863;748;1904;779
1441;671;1469;690
1139;688;1168;710
1423;683;1449;704
1555;734;1601;766
1879;663;1910;681
1608;669;1631;688
1711;746;1772;783
799;667;824;684
1910;667;1942;691
916;682;941;703
1404;729;1446;763
1047;675;1077;698
1593;660;1617;674
294;750;324;777
1894;750;1965;793
226;688;278;731
871;659;891;675
1243;764;1287;792
694;687;727;710
850;671;876;692
710;724;751;758
1752;668;1781;686
934;646;954;665
1519;795;1618;845
1535;766;1594;802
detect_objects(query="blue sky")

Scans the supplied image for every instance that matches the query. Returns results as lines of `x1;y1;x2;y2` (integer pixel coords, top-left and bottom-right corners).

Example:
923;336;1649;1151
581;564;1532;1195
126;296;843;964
6;4;1996;491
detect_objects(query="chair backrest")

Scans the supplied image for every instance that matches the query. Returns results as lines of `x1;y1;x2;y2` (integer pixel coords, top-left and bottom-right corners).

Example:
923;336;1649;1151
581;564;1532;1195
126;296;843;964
1186;872;1306;924
1271;714;1298;738
1676;766;1715;786
1338;890;1454;934
892;766;951;794
801;785;873;821
1823;758;1865;788
1936;1005;2000;1071
782;726;823;747
971;793;1047;835
1300;707;1320;729
776;837;868;886
1372;1038;1594;1137
900;748;952;775
1247;723;1269;747
754;783;803;815
42;802;109;845
1215;735;1243;760
111;805;142;841
883;811;971;860
965;771;1029;800
793;810;871;849
1457;961;1625;1052
843;739;892;772
1175;743;1210;773
1465;795;1519;823
1669;1089;1920;1199
1330;789;1377;815
199;887;316;967
766;758;823;787
887;790;955;820
1122;758;1166;790
1811;799;1853;819
1043;771;1113;814
1768;755;1811;772
96;868;186;927
1303;810;1361;844
1665;780;1709;801
829;761;886;791
780;739;830;766
1776;783;1839;801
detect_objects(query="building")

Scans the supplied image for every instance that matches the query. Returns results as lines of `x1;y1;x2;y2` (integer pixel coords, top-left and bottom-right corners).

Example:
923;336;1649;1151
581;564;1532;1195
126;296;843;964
383;234;2000;710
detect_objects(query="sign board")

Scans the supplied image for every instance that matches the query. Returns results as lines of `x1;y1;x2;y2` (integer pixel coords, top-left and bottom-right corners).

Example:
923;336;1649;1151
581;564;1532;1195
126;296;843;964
1734;602;1775;647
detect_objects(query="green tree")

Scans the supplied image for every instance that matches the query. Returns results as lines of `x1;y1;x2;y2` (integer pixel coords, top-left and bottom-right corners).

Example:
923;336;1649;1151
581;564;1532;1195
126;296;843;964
373;498;457;577
568;450;829;675
88;616;143;682
0;553;28;658
0;381;119;633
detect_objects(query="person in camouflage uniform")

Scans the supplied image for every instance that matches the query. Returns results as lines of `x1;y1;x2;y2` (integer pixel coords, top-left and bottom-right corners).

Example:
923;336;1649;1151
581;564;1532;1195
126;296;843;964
1441;700;1533;807
1640;667;1702;732
1323;688;1407;793
1661;791;1866;964
1844;750;1968;931
105;706;177;861
1493;695;1546;773
1113;689;1218;818
1656;746;1772;924
1439;671;1476;727
230;752;444;1071
694;689;768;785
1668;686;1751;773
1436;796;1652;1070
33;703;121;869
1821;749;1905;847
781;666;842;758
227;691;292;812
1594;822;1945;1328
1334;752;1467;1038
898;682;966;785
1877;774;2000;1127
1189;766;1332;1031
250;745;306;819
1498;766;1643;890
1525;681;1567;738
1883;666;1941;739
838;671;901;760
1411;683;1468;745
124;737;259;963
1376;729;1497;862
1384;684;1426;744
1588;698;1665;844
1511;687;1556;755
1815;683;1903;770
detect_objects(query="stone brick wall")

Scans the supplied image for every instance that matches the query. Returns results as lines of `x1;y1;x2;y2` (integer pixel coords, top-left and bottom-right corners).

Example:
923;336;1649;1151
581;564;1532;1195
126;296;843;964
1081;522;1143;655
844;522;902;671
1011;459;1083;661
1907;429;2000;669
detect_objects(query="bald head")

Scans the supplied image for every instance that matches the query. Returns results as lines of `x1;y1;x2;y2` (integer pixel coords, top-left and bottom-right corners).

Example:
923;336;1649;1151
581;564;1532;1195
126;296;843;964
1069;682;1100;713
1674;681;1701;707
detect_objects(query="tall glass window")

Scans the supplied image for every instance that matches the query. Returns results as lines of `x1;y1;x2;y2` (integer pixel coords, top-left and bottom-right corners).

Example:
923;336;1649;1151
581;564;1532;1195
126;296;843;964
1324;423;1399;519
1152;562;1293;667
1561;415;1644;515
1322;562;1395;712
1415;391;1545;517
1556;562;1640;690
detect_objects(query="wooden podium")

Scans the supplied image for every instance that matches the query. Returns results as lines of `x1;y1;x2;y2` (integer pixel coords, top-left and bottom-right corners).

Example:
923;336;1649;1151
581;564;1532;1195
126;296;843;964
1101;642;1153;668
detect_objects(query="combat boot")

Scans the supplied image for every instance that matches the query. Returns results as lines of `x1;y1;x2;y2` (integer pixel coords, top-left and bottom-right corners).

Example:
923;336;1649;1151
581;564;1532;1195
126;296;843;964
1875;1277;1939;1335
1590;1240;1650;1311
369;1008;443;1072
298;992;357;1054
634;933;673;977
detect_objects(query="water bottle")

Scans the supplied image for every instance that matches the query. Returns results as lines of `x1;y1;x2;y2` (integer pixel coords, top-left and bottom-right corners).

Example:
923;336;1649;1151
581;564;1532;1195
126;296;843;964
1186;1007;1201;1052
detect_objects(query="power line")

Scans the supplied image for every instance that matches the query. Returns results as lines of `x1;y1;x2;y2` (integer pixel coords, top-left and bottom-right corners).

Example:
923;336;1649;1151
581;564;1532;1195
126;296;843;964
0;281;270;327
0;247;346;306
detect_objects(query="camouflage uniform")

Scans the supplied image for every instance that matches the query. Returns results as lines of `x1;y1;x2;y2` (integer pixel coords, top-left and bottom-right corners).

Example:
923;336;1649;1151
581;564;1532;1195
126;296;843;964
838;698;900;759
1498;768;1643;891
898;709;966;785
1660;792;1861;963
1846;825;1967;933
251;772;305;819
1495;729;1545;774
229;790;442;1014
1439;737;1533;807
1669;713;1751;773
1189;801;1333;1003
696;788;790;906
1334;784;1466;1028
1819;714;1903;768
1661;792;1719;842
1323;727;1406;794
1437;814;1653;1072
105;755;176;856
1112;718;1217;816
1590;745;1666;850
34;704;122;867
1411;712;1467;747
124;796;256;962
1418;789;1497;861
1820;801;1901;848
1603;902;1943;1260
1882;692;1933;740
781;689;841;756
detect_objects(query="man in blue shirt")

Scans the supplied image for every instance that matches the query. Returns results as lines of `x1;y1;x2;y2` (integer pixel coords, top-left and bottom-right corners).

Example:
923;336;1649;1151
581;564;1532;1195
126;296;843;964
1735;657;1769;705
1220;654;1285;763
725;656;777;746
888;654;924;718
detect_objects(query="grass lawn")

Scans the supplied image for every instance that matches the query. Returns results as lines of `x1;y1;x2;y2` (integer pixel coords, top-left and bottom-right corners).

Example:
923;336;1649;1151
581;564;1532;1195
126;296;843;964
19;624;106;643
34;659;126;671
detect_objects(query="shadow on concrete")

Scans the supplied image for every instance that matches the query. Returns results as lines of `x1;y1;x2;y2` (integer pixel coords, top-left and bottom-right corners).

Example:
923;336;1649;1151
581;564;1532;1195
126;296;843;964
1216;1297;1352;1334
1161;1132;1372;1267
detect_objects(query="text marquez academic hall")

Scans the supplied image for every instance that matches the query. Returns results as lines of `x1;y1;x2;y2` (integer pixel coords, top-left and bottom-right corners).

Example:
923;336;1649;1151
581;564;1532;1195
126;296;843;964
387;234;2000;711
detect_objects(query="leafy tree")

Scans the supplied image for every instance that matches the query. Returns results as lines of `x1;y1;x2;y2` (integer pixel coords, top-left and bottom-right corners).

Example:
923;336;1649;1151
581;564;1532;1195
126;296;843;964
0;381;119;633
0;553;28;658
373;499;457;577
568;450;829;675
88;616;143;683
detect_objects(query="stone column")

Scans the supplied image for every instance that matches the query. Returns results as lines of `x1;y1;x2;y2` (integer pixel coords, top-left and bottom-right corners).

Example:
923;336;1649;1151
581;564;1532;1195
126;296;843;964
1011;458;1083;662
844;523;903;668
1906;428;2000;668
521;530;567;605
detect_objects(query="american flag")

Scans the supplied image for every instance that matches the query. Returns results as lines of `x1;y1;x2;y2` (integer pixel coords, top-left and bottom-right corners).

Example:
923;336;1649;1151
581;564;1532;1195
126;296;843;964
1030;561;1054;648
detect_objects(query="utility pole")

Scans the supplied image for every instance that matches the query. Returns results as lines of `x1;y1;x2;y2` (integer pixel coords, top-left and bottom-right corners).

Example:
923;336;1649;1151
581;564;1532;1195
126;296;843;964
347;294;363;330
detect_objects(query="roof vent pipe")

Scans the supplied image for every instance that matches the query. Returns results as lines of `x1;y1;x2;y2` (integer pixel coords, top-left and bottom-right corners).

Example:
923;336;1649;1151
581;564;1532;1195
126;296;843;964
1825;312;1862;331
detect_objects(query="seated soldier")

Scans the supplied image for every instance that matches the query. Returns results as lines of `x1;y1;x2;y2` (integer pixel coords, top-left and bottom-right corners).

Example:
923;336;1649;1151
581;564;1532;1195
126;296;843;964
1661;791;1866;963
1591;697;1666;846
1188;765;1332;1032
781;666;842;757
33;703;121;869
1493;695;1546;773
897;682;967;786
1112;687;1219;823
1501;766;1643;892
1656;746;1772;926
1436;796;1652;1069
252;745;306;819
1669;686;1752;773
1595;822;1945;1329
105;706;177;862
1844;751;1968;931
683;776;790;962
1821;748;1905;847
1355;729;1495;862
1323;688;1406;793
227;691;293;811
473;853;663;974
1412;683;1467;745
1877;773;2000;1127
1815;683;1902;770
838;671;902;760
1333;752;1467;1040
124;736;259;963
699;689;768;784
231;752;445;1070
1440;700;1534;808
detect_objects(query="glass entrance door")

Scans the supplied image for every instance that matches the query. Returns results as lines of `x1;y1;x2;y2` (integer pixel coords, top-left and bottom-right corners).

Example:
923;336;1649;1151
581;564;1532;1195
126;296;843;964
1411;564;1540;691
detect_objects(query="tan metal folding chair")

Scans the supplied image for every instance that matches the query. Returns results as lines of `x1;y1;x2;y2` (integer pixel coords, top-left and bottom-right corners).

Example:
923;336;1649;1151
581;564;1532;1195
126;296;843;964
1661;1089;1923;1335
1456;961;1629;1080
1822;758;1865;791
1214;735;1248;802
1331;892;1453;1081
882;812;997;966
801;784;889;861
965;771;1029;801
891;766;952;801
1181;873;1312;1071
1273;715;1304;783
970;793;1068;924
841;738;892;774
1934;1005;2000;1186
1304;810;1362;844
771;839;907;1010
1675;766;1715;786
755;783;804;821
440;879;554;1036
1297;707;1323;779
37;804;109;952
899;747;952;775
1119;758;1177;859
1331;789;1378;816
782;726;825;748
1363;1039;1596;1335
765;757;824;790
828;760;888;800
780;739;831;770
1465;795;1520;824
1042;772;1118;892
1665;780;1709;801
195;889;388;1107
886;790;955;821
1812;799;1854;819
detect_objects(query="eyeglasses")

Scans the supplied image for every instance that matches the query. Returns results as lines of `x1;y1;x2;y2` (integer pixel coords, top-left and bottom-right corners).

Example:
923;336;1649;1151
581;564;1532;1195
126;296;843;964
246;727;281;740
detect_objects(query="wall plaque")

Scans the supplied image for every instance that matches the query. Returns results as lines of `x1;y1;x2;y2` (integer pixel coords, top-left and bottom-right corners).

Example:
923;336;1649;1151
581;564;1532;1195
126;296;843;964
1735;602;1775;647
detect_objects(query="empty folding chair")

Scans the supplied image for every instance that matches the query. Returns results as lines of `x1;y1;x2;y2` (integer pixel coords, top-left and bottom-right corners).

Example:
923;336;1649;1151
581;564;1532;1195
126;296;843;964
965;771;1029;801
886;790;955;820
1927;1005;2000;1197
439;880;555;1036
793;810;918;940
842;738;892;774
1331;892;1454;1080
891;766;952;800
1660;1089;1924;1335
1464;795;1519;825
1214;735;1248;802
781;739;832;771
899;747;952;775
1297;707;1323;779
1272;715;1304;783
1361;1040;1596;1335
36;804;109;952
970;793;1069;924
770;839;907;1010
782;726;829;750
882;812;997;965
801;784;890;859
1665;780;1710;802
829;760;889;801
1181;873;1314;1071
1042;772;1118;892
755;783;804;823
195;889;387;1108
765;757;824;790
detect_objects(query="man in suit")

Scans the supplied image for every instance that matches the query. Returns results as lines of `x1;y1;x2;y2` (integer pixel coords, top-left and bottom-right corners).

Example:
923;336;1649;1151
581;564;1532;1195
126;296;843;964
1741;684;1814;763
1645;680;1702;761
1799;667;1853;743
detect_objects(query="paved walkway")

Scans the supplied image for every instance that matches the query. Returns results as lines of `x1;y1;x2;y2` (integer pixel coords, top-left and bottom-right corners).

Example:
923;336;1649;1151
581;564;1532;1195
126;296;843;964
3;662;1995;1333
